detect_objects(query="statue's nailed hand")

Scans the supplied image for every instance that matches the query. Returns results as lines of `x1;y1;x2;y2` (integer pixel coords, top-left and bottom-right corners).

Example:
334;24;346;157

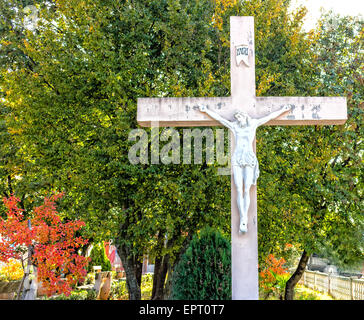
282;105;291;112
199;105;207;112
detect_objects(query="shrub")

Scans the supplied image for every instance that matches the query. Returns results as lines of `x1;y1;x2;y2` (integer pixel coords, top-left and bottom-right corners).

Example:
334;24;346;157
259;254;289;300
110;274;153;300
88;242;111;272
44;289;97;300
171;227;231;300
141;273;153;300
109;279;128;300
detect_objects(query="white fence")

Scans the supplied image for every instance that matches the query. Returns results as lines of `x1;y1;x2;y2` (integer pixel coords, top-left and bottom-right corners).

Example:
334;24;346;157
300;270;364;300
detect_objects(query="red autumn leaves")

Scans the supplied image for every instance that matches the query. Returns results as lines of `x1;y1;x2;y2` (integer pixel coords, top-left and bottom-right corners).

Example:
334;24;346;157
259;254;289;297
0;193;89;296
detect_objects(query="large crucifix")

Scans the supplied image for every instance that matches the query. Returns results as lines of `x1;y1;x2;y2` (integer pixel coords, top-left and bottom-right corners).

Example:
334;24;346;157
137;17;347;300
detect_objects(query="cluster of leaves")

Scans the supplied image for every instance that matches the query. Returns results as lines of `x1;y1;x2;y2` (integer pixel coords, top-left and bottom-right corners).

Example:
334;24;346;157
259;254;289;300
171;227;231;300
0;258;24;281
211;0;238;32
0;194;89;296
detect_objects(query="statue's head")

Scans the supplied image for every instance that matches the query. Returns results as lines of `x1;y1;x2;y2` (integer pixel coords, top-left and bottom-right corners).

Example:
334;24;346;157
234;111;250;127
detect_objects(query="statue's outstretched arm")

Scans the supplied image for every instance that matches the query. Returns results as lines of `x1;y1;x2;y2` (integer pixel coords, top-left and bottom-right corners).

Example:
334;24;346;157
255;105;291;127
199;105;234;130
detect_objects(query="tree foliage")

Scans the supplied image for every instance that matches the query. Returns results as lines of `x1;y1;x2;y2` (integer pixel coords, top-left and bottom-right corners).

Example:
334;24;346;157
0;0;232;299
171;227;231;300
257;10;363;269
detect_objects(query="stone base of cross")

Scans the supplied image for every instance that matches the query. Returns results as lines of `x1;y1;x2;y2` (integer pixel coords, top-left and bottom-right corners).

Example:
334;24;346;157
137;17;347;299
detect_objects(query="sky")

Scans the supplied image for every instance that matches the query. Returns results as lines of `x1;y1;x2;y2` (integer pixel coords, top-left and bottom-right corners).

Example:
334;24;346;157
290;0;364;30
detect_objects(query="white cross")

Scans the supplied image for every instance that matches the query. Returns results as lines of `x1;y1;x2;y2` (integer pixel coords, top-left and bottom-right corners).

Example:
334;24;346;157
137;16;347;300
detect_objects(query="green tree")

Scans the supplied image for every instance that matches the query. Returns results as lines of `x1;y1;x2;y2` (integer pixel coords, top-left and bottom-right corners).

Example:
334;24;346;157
171;227;231;300
0;0;56;214
88;242;112;272
255;10;363;299
307;11;363;269
0;0;231;299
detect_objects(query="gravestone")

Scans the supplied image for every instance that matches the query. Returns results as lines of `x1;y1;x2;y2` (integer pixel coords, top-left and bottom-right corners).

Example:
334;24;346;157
94;271;112;300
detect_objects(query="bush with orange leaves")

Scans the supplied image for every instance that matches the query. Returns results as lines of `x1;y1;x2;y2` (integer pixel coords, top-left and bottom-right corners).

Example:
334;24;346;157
259;254;290;300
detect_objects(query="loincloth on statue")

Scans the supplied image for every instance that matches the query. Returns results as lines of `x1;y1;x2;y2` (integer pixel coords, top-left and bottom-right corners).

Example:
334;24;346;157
231;151;260;185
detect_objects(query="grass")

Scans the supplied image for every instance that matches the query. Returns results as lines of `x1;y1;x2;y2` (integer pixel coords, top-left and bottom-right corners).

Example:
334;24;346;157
46;273;335;300
260;284;335;300
116;276;334;300
294;285;334;300
109;273;153;300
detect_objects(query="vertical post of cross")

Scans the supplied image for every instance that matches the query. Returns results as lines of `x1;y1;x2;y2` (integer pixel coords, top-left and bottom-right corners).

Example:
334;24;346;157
230;16;259;300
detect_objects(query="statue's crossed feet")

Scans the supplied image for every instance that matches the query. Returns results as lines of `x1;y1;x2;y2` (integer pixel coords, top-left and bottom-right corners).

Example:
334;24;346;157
239;221;248;234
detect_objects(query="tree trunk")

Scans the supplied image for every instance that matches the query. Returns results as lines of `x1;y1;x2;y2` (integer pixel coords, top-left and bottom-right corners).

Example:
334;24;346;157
162;243;190;300
156;233;193;300
151;255;169;300
22;265;38;300
284;250;310;300
163;264;174;299
135;258;143;289
21;222;37;300
116;243;141;300
81;242;92;257
151;230;187;300
151;256;162;299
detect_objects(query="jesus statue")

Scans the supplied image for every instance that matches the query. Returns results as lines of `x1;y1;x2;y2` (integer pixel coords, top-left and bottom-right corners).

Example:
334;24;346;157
199;105;291;233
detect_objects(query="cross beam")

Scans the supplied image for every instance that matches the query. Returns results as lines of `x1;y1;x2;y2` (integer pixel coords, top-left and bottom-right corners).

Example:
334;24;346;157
136;17;347;300
137;96;347;127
